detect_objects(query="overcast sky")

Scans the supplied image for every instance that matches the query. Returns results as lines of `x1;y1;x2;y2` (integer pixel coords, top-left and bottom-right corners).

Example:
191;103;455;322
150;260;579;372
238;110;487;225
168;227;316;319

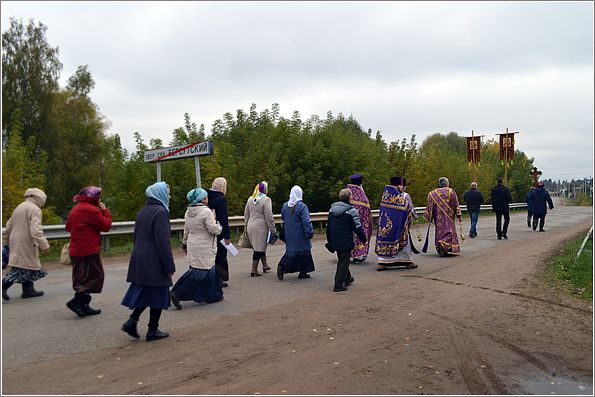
2;1;593;182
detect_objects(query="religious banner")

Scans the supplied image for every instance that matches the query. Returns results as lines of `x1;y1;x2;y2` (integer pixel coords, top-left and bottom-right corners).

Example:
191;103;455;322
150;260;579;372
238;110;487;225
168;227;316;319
499;133;515;161
466;137;481;163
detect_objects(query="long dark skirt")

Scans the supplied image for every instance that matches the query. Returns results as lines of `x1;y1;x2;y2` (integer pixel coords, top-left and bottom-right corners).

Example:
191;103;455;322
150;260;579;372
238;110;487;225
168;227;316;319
3;267;47;283
71;253;104;293
171;266;223;304
121;283;170;310
278;250;315;274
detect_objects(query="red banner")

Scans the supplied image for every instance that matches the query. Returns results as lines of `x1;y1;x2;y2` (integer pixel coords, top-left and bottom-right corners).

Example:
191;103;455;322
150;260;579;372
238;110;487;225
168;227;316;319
466;137;481;163
499;133;515;161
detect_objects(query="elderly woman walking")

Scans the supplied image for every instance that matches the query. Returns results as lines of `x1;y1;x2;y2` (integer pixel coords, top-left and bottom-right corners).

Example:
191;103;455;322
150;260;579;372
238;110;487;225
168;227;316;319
277;185;315;280
169;188;223;310
121;182;176;342
65;186;112;317
244;181;276;277
2;188;50;301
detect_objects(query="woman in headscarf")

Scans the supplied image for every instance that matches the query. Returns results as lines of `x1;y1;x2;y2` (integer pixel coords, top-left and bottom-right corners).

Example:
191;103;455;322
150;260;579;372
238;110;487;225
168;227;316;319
2;188;50;301
121;182;176;342
243;181;276;277
64;186;112;316
277;185;315;280
169;188;223;310
207;177;231;288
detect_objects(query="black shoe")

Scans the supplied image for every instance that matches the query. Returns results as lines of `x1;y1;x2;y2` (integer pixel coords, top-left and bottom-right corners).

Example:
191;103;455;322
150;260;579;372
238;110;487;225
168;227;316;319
405;263;418;269
345;277;355;286
502;234;508;240
469;234;475;238
527;221;531;227
497;236;502;240
220;282;228;288
21;281;43;298
298;272;310;279
83;306;101;315
121;318;140;339
437;245;447;257
2;280;13;301
146;329;169;341
351;258;363;264
333;285;348;292
66;298;87;317
539;229;545;232
170;292;182;310
277;265;284;281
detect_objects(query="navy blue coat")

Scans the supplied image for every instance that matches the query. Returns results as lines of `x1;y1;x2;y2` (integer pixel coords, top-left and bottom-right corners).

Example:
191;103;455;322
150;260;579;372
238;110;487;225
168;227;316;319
126;198;176;287
326;201;367;252
463;188;485;211
281;201;314;252
529;187;554;216
525;189;535;212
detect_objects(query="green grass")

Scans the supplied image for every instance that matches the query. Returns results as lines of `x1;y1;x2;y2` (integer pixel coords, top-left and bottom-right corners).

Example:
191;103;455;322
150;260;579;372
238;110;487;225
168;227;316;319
546;230;593;300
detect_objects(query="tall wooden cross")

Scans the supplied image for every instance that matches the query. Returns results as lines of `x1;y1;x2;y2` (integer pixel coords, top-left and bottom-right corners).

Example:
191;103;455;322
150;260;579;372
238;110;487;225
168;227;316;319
530;166;542;187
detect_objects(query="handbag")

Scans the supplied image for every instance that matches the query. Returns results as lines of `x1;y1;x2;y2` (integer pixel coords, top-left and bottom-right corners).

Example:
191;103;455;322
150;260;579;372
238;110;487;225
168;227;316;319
237;231;252;248
60;242;72;265
278;224;286;243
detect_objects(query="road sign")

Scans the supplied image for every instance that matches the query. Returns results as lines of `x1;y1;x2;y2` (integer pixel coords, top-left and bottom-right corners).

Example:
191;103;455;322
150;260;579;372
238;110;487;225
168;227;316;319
144;141;214;163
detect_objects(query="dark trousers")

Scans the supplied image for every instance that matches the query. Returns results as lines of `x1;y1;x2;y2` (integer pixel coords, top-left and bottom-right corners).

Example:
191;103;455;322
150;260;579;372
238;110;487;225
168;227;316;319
495;210;510;237
131;307;162;331
334;250;352;288
215;250;229;282
527;210;533;226
533;215;546;231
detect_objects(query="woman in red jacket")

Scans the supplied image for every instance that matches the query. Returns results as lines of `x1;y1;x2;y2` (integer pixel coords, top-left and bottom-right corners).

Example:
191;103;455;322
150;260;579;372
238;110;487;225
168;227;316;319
65;186;112;317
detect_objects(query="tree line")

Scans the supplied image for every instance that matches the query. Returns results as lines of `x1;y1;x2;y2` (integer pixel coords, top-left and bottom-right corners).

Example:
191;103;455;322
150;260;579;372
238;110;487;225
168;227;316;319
2;17;537;226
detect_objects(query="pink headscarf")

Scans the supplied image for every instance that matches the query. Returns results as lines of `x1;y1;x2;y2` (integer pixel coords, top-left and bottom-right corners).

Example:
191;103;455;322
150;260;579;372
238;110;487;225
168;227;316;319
73;186;102;204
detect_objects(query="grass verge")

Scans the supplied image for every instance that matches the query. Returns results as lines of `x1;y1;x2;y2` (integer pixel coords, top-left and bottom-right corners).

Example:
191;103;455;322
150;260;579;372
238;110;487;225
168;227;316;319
545;229;593;300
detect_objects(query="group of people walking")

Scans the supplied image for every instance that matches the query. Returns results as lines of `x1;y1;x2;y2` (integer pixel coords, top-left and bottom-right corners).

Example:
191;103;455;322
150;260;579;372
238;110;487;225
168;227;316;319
2;173;553;341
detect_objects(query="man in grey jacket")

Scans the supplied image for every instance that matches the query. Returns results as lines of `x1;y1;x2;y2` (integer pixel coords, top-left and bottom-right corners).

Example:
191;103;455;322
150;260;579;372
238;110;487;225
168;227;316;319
326;189;367;292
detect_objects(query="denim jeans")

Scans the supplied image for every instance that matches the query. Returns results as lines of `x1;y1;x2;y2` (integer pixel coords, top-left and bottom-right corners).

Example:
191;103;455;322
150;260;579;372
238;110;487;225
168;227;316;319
469;210;479;235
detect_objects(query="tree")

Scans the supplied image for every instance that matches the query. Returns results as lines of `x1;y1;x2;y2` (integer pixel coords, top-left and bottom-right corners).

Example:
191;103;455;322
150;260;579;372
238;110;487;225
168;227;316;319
2;17;62;147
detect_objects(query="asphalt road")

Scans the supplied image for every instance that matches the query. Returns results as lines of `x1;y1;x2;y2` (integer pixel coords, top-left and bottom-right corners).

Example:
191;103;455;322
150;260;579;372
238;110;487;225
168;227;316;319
2;198;591;369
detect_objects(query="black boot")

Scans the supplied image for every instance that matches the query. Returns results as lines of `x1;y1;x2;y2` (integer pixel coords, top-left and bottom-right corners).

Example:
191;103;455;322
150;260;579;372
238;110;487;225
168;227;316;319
2;280;13;301
121;317;140;339
66;293;87;317
21;281;44;298
82;294;101;315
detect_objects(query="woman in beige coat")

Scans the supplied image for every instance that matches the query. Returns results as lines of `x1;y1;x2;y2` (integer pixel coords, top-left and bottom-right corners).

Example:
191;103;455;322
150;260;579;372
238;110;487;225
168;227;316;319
2;188;50;301
244;181;276;277
170;188;223;310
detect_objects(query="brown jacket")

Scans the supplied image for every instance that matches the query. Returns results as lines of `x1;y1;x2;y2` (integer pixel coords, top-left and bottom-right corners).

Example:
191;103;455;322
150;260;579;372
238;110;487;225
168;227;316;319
2;188;50;270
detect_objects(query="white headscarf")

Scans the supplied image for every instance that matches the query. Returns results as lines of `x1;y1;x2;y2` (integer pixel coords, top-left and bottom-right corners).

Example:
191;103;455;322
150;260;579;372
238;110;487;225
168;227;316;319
288;185;303;208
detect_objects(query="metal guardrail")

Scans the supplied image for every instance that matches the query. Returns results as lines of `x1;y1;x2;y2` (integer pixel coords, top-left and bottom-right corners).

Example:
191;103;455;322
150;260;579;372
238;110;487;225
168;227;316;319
3;203;527;247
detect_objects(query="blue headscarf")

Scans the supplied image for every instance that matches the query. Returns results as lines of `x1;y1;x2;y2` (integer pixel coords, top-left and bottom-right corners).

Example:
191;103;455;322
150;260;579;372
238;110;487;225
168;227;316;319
145;182;169;211
187;188;208;206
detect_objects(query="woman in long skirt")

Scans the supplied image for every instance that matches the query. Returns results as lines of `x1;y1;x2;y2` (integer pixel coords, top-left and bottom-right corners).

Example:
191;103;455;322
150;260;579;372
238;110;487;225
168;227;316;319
277;185;315;280
64;186;112;317
121;182;176;342
2;188;50;301
244;181;276;277
169;188;223;310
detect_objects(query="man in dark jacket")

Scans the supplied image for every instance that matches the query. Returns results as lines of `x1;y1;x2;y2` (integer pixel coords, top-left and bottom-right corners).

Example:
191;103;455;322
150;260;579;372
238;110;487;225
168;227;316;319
525;186;536;227
463;182;485;238
207;178;231;288
529;181;554;231
326;189;367;292
491;177;512;240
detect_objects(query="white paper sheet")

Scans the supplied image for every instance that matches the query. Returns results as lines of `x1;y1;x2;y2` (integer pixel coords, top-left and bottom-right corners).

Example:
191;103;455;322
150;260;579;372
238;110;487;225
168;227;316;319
220;239;239;256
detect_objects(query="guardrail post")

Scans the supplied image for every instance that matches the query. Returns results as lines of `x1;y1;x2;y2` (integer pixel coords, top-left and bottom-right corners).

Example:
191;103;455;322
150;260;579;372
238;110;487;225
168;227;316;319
102;236;110;252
